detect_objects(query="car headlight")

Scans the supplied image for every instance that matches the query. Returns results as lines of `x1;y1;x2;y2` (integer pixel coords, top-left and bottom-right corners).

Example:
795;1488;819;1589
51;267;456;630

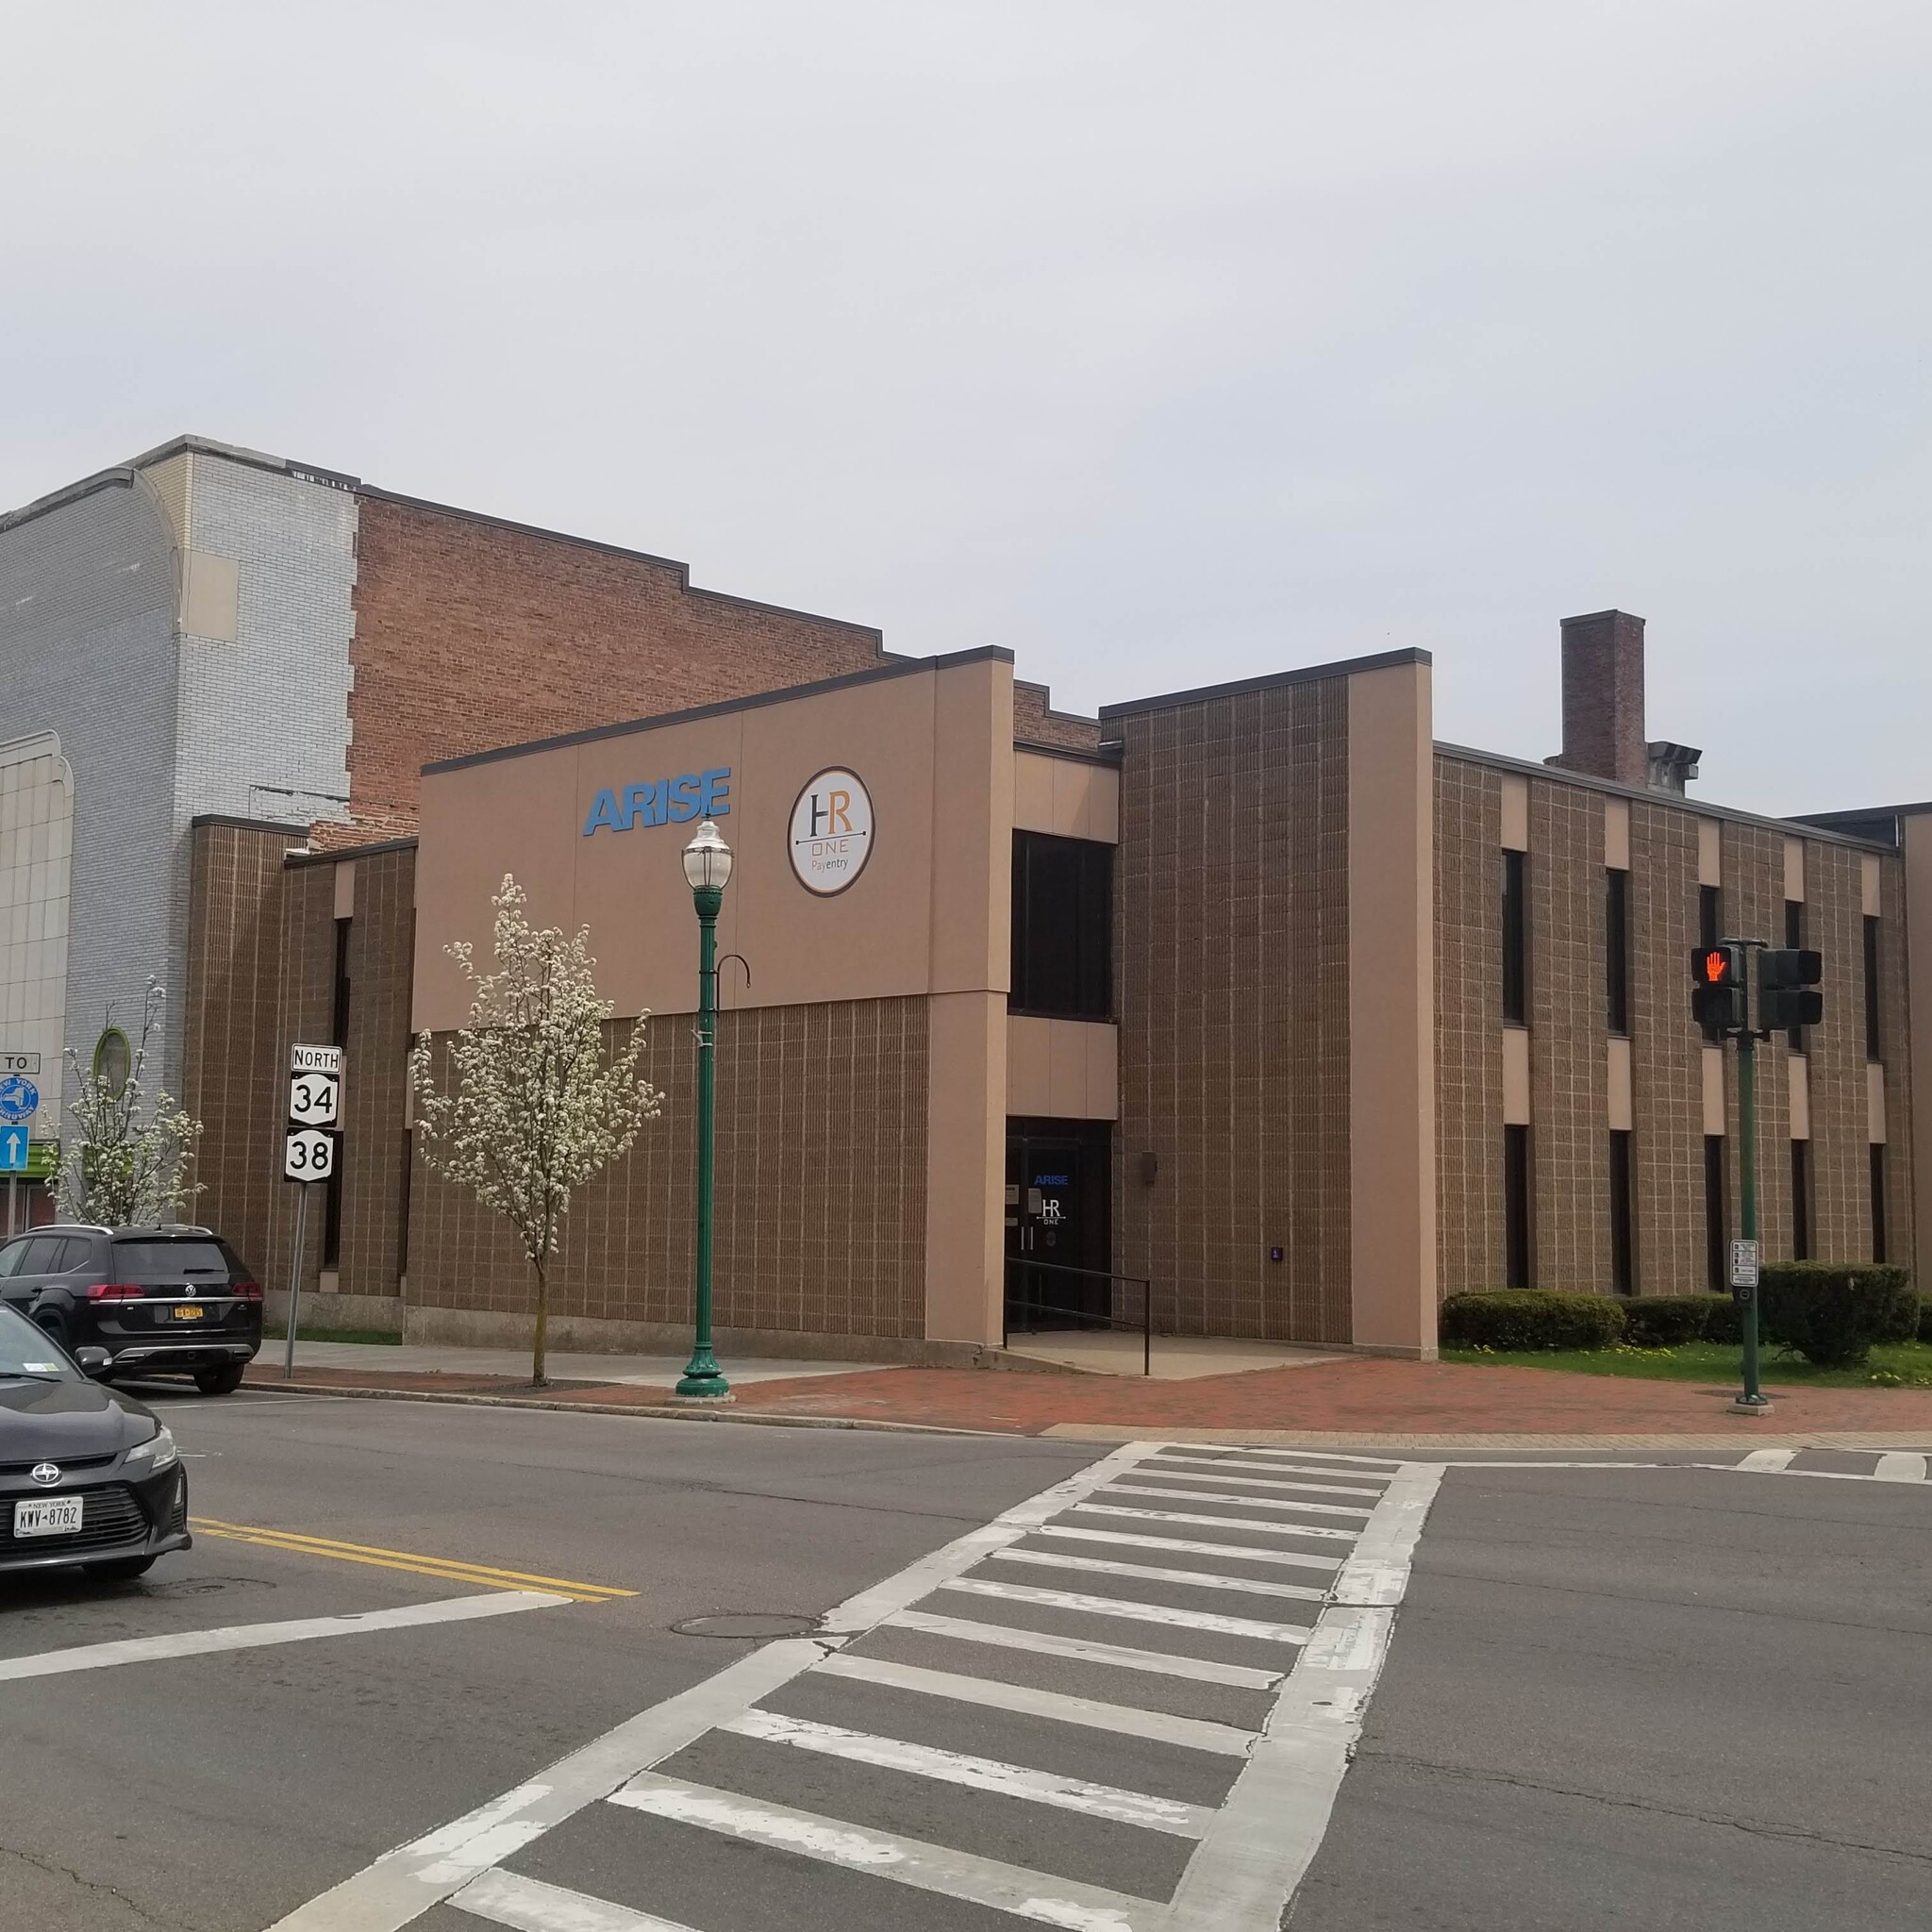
125;1426;178;1474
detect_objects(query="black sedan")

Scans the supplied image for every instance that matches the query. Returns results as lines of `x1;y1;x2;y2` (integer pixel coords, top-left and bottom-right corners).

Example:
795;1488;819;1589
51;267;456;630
0;1303;191;1582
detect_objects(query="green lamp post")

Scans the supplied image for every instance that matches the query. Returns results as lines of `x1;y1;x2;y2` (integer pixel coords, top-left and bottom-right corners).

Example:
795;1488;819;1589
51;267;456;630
676;820;733;1402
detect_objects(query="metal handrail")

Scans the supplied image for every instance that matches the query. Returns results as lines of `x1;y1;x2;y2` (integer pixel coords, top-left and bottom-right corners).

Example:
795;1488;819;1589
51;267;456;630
1002;1257;1155;1377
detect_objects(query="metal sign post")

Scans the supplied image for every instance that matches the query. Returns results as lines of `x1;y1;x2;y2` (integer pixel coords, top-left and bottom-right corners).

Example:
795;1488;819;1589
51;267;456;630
282;1046;343;1380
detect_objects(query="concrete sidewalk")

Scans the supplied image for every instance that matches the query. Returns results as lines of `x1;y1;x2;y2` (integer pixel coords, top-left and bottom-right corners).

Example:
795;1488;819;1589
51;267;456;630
238;1337;1932;1447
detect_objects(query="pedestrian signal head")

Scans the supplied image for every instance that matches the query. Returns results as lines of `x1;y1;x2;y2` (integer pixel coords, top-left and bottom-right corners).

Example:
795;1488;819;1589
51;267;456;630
1690;942;1747;1035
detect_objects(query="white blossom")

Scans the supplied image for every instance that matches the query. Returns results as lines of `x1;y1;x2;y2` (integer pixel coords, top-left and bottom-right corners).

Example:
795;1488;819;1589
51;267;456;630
408;875;663;1386
54;982;205;1226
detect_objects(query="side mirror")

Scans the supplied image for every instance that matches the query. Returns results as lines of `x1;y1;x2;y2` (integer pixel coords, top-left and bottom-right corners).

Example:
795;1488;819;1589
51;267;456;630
74;1346;111;1379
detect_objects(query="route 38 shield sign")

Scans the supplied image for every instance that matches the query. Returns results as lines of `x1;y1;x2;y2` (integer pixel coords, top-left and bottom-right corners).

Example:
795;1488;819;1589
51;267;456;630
283;1128;336;1182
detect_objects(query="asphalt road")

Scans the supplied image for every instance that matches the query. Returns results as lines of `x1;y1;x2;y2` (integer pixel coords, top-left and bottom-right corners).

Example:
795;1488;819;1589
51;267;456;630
1;1391;1927;1931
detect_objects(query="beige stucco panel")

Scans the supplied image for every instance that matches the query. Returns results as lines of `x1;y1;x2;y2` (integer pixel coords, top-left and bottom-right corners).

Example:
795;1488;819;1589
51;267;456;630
1607;1037;1632;1131
1012;752;1055;836
1604;797;1630;872
1783;838;1806;903
1862;853;1882;917
332;858;356;922
1005;1016;1119;1120
1499;774;1528;852
1012;750;1120;843
180;551;240;643
1347;659;1437;1357
413;660;1011;1032
1788;1053;1810;1141
1703;1046;1726;1136
1502;1027;1531;1125
1697;820;1722;887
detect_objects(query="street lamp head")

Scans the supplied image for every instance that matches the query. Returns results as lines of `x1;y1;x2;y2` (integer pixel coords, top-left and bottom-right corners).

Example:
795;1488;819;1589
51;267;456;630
682;821;733;892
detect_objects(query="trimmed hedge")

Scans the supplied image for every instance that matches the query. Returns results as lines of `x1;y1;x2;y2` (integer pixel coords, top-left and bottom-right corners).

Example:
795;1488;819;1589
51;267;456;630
1920;1295;1932;1345
1441;1291;1625;1352
1759;1263;1917;1367
1621;1296;1723;1348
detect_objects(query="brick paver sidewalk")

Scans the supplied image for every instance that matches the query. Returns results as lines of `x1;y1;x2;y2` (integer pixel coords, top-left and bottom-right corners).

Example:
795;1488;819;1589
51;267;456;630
246;1353;1932;1441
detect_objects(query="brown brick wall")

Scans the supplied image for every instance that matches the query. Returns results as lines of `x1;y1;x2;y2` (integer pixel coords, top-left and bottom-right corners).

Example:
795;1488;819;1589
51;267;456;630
405;996;929;1339
336;847;415;1300
1527;779;1612;1290
1627;802;1704;1292
1429;763;1910;1304
1878;857;1914;1268
1014;681;1103;753
1113;677;1351;1343
332;495;891;844
1434;757;1506;1296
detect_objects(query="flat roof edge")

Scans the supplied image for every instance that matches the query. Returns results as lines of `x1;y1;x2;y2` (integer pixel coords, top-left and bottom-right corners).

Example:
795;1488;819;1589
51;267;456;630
1099;648;1432;720
422;646;1017;775
285;835;421;869
1434;742;1897;852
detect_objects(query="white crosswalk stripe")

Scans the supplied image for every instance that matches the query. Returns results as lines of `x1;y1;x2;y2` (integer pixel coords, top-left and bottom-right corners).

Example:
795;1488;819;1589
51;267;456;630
986;1545;1328;1600
1715;1447;1932;1484
282;1437;1440;1932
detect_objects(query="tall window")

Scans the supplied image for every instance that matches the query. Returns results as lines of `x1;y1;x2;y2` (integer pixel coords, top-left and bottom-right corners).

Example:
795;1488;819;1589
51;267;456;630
1606;869;1631;1037
1871;1145;1889;1262
1790;1140;1810;1262
1864;916;1882;1059
1010;833;1112;1019
1783;902;1806;1053
1609;1130;1635;1295
1698;886;1723;1041
1704;1136;1726;1291
1504;1125;1532;1288
1502;851;1528;1025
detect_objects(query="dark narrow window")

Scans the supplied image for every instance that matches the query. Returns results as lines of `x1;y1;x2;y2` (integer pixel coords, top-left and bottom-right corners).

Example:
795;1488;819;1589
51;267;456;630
1502;851;1527;1025
1010;833;1112;1019
1608;1130;1635;1294
1871;1144;1889;1262
1790;1140;1810;1261
1864;915;1881;1059
323;916;350;1269
1704;1136;1727;1291
1606;869;1630;1036
1504;1125;1531;1288
1784;902;1806;1052
1698;886;1723;1041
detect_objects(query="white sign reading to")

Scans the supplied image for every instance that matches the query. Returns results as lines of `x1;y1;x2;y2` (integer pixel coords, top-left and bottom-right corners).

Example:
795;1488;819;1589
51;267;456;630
788;767;875;897
0;1054;41;1075
291;1043;342;1074
284;1128;336;1182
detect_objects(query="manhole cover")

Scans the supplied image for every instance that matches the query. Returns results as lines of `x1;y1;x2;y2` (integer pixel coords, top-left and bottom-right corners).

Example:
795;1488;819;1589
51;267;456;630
672;1612;819;1640
147;1576;274;1600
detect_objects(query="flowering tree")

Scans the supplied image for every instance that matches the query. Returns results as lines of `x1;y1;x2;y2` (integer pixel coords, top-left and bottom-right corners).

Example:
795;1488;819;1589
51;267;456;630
408;875;662;1386
55;982;204;1225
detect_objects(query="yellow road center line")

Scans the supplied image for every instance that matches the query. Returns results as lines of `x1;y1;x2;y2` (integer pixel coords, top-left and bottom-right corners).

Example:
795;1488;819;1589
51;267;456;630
189;1519;633;1601
191;1528;617;1602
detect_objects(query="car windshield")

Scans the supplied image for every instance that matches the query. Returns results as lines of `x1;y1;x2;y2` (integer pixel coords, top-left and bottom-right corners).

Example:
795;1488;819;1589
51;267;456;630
0;1303;79;1381
110;1240;230;1284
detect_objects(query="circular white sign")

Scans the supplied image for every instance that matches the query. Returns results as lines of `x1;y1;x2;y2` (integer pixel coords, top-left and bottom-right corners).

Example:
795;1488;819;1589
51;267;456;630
789;768;875;896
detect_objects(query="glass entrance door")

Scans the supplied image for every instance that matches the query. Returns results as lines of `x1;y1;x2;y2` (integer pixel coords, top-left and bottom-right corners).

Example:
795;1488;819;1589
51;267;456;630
1005;1119;1112;1327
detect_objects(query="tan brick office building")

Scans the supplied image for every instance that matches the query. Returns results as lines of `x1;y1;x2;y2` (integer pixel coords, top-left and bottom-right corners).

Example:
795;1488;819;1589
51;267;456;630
8;436;1917;1363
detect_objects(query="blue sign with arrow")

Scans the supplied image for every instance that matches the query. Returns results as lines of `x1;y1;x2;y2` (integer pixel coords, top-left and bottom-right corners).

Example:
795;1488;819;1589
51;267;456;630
0;1076;38;1124
0;1125;30;1173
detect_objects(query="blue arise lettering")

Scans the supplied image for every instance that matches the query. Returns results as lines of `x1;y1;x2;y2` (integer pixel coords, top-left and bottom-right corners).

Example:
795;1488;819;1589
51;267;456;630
583;767;730;835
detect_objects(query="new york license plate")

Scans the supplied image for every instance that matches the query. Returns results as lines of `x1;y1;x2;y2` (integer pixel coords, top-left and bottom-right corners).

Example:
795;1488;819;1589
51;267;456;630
13;1496;83;1538
172;1305;205;1321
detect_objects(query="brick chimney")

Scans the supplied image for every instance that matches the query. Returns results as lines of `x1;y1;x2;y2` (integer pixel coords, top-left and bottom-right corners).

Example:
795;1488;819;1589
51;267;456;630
1555;609;1646;787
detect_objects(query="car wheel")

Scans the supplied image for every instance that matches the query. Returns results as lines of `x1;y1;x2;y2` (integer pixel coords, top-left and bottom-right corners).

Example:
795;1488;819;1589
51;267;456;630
194;1365;246;1395
34;1314;68;1350
84;1555;158;1582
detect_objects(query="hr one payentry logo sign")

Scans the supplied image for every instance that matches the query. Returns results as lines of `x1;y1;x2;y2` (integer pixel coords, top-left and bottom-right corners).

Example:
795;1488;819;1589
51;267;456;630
789;768;874;895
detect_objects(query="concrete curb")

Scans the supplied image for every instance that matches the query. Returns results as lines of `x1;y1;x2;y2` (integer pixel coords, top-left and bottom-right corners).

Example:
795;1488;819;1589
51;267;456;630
239;1378;1009;1440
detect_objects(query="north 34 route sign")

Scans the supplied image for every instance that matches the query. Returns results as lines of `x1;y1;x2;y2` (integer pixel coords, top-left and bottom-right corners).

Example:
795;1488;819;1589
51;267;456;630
283;1128;337;1182
289;1069;341;1128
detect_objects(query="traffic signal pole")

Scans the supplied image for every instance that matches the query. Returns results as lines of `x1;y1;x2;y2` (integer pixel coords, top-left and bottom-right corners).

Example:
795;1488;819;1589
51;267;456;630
1734;1019;1766;1410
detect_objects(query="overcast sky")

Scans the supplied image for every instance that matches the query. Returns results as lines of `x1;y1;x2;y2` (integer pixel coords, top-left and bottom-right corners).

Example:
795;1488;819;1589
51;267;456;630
7;3;1929;813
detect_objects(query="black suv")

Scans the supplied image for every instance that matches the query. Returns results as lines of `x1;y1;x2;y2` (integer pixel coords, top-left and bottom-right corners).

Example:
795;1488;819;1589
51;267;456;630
0;1226;262;1395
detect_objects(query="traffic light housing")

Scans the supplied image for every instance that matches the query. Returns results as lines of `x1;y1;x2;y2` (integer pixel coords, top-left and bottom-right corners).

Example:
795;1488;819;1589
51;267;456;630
1691;943;1747;1035
1758;948;1824;1032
